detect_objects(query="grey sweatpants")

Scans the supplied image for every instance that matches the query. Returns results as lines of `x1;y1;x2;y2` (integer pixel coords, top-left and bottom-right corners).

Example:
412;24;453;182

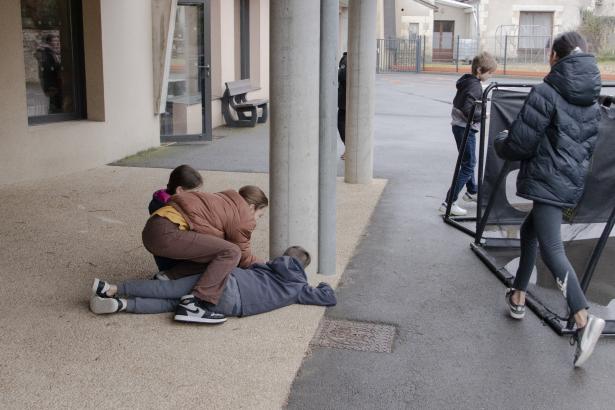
117;274;242;316
512;202;589;314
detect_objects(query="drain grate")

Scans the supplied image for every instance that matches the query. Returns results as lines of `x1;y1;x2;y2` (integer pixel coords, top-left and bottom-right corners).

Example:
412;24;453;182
311;318;396;353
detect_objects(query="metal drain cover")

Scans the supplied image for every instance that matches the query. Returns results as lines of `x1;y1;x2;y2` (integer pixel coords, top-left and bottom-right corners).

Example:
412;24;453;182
311;318;396;353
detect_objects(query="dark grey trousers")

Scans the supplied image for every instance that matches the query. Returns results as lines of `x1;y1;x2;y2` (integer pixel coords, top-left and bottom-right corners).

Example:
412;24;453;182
117;274;242;316
512;202;589;314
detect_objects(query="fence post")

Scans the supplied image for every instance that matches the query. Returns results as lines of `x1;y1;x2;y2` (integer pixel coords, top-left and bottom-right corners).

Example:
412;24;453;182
416;36;421;73
422;35;426;71
376;39;380;74
456;35;460;73
503;35;508;76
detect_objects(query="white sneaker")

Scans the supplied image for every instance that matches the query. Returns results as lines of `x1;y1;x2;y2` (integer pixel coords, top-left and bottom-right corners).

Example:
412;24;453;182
439;202;467;216
90;295;125;314
463;192;478;202
572;314;605;367
152;271;170;281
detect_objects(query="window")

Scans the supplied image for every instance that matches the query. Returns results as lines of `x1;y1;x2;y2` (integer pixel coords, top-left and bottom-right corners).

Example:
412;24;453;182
408;23;419;41
519;12;553;50
21;0;85;124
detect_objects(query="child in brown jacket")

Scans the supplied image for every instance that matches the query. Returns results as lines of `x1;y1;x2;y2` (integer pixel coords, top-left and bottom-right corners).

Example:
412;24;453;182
94;185;268;324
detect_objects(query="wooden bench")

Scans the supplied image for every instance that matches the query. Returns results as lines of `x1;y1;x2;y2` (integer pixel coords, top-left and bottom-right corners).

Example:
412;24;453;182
221;79;268;127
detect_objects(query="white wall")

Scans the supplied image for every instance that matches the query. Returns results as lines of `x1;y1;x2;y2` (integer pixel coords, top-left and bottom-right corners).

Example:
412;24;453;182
0;0;159;186
434;5;472;38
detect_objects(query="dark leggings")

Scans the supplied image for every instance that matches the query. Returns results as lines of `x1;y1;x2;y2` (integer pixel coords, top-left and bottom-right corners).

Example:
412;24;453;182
512;202;589;315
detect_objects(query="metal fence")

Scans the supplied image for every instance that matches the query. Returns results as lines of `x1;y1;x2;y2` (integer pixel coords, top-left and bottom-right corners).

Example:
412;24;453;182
376;38;421;73
377;35;615;77
495;35;552;74
382;35;557;75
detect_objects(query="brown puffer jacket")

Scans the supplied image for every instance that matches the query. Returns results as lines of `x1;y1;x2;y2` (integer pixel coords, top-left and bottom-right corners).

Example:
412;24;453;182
169;190;262;268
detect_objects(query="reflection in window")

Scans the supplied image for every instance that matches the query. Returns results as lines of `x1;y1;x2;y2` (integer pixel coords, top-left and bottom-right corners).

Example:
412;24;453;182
21;0;84;123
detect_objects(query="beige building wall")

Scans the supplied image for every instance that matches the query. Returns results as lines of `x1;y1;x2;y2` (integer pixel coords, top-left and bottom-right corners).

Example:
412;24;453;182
434;5;472;38
398;0;434;61
0;0;159;186
479;0;595;38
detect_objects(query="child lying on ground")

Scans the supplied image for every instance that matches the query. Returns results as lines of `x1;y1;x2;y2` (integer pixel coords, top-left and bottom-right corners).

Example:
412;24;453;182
90;246;336;321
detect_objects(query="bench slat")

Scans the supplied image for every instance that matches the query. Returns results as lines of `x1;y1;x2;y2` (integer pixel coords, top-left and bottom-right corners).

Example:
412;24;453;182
226;79;254;96
235;99;268;108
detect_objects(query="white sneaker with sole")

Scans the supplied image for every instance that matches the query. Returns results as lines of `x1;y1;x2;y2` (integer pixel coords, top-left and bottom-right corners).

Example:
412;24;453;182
572;314;605;367
90;295;125;314
152;271;170;280
439;202;468;216
463;192;478;202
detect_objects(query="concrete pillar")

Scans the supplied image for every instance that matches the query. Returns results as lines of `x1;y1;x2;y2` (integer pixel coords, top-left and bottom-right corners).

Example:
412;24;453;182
318;0;339;276
269;1;320;270
345;0;376;184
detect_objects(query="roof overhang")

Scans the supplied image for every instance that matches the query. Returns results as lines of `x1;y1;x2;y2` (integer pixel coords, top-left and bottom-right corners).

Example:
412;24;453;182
435;0;474;9
412;0;438;11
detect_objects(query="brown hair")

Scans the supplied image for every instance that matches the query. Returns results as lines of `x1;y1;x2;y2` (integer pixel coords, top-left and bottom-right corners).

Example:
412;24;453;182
284;246;311;268
239;185;269;210
167;165;203;195
471;52;498;76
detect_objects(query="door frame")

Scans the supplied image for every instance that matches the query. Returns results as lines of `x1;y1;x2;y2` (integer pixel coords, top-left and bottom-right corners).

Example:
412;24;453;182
161;0;212;142
433;20;455;62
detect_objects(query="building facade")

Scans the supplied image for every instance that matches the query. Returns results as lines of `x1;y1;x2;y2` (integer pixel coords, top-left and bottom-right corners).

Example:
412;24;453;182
1;0;270;185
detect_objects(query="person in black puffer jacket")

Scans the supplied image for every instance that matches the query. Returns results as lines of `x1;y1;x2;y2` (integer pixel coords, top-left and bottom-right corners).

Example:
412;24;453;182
495;32;605;367
337;51;347;159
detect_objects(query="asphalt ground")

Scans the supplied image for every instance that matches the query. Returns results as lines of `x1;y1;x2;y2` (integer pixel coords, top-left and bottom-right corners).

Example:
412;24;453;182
285;73;615;410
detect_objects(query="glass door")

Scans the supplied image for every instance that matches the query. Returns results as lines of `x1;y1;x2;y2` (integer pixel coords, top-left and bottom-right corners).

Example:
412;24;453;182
161;0;211;141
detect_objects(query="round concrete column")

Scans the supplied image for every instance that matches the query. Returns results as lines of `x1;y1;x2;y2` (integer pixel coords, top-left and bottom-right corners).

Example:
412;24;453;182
269;0;320;268
318;0;339;276
345;0;377;184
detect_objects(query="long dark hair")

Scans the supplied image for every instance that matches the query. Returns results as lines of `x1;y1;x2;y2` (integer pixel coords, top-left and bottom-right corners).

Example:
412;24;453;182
167;165;203;195
552;31;588;59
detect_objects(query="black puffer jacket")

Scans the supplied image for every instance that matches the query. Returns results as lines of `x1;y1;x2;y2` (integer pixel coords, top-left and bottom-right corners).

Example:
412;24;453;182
495;53;602;207
451;74;483;130
338;52;347;110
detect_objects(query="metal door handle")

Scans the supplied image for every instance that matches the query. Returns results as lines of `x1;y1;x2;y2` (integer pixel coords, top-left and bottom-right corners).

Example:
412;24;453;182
198;64;211;78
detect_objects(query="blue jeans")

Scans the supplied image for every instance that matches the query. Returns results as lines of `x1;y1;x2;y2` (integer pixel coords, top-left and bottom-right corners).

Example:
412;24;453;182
446;125;478;203
117;274;242;316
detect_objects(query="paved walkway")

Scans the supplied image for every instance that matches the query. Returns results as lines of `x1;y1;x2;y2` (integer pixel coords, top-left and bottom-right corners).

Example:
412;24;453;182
9;73;613;409
286;73;615;409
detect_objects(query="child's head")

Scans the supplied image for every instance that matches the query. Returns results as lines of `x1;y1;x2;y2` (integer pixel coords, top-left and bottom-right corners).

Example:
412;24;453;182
550;31;587;66
283;246;311;268
471;52;498;81
167;165;203;195
239;185;269;219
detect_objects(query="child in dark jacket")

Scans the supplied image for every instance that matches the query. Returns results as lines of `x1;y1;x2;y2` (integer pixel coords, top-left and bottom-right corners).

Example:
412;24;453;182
148;165;203;273
440;52;497;216
89;246;336;318
494;31;604;367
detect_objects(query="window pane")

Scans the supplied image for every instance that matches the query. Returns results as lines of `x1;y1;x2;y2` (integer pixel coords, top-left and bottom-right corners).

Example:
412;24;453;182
21;0;78;118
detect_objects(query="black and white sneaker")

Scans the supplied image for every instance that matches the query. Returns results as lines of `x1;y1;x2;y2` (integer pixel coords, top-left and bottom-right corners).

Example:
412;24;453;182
92;278;112;298
90;295;125;314
506;288;525;320
151;271;170;281
572;314;605;367
174;295;226;324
